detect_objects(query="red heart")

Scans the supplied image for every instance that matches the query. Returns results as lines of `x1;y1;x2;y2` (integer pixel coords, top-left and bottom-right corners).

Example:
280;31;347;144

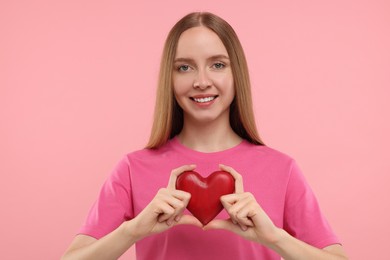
176;171;235;225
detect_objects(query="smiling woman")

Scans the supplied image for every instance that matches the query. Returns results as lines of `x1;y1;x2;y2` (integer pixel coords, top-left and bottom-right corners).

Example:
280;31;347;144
147;12;263;149
62;12;348;260
172;26;235;128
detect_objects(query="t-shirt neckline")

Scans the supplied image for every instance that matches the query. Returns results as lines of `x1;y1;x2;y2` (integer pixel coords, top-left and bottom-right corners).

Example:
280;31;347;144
170;136;248;158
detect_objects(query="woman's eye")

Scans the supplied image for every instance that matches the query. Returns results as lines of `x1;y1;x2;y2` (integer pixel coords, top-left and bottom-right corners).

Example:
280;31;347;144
178;65;190;72
213;63;225;69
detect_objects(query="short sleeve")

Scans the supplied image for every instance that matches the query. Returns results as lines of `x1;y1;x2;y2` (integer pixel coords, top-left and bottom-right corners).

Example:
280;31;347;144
283;160;340;248
78;156;134;239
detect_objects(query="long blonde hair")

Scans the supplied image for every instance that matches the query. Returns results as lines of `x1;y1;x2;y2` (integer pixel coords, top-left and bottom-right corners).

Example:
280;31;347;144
146;12;264;149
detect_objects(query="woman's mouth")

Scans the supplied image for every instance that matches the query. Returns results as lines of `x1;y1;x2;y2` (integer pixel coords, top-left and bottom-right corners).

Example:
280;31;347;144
190;95;218;103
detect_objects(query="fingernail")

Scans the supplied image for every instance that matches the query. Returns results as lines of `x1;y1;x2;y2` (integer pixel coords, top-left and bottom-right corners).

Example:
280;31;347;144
175;216;181;222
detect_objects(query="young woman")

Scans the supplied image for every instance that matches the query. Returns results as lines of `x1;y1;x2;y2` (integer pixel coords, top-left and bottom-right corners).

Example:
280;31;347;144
63;12;348;260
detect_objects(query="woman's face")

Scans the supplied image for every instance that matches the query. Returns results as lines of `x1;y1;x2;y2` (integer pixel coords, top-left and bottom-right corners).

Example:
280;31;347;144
172;26;235;125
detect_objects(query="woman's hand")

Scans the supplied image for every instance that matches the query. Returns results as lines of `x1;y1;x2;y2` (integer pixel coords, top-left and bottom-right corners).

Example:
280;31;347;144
128;165;203;242
204;165;349;259
204;164;281;246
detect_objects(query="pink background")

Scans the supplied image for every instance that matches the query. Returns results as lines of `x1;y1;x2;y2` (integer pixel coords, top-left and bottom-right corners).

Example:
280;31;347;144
1;1;389;259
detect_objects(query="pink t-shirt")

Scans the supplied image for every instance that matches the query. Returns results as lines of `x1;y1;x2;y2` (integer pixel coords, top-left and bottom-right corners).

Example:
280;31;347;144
79;137;340;259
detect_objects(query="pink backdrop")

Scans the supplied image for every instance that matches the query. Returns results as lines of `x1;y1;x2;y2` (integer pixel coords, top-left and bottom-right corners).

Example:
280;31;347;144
1;1;389;259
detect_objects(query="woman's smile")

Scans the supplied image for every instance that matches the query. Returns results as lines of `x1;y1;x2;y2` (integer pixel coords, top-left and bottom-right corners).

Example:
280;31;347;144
190;95;219;108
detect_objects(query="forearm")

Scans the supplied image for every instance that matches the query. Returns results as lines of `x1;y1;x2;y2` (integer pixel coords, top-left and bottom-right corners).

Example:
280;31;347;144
62;221;137;260
267;228;347;260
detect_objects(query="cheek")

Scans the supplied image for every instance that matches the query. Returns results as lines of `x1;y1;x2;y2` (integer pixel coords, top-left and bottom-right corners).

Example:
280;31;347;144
172;75;191;96
215;74;234;93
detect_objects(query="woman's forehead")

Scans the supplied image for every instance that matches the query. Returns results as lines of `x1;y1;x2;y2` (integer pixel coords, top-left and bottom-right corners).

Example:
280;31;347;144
175;26;228;60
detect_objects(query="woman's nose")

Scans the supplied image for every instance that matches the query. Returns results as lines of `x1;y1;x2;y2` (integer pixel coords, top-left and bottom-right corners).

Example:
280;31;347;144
193;69;211;89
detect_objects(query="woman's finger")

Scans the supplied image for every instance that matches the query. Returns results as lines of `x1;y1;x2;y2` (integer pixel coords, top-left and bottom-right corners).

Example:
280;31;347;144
220;193;247;209
166;199;188;225
203;219;242;233
220;194;241;226
219;164;244;193
173;200;190;223
167;164;196;190
170;189;192;222
222;193;253;216
235;206;256;227
220;194;237;211
220;193;255;229
176;215;203;228
156;203;176;223
158;189;191;224
170;189;192;202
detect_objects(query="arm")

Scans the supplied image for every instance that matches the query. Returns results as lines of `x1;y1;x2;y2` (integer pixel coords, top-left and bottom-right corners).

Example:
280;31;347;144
62;165;202;260
61;224;136;260
272;232;347;260
204;164;348;260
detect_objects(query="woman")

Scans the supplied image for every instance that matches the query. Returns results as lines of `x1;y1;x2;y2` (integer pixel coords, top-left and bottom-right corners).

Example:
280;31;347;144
63;12;348;259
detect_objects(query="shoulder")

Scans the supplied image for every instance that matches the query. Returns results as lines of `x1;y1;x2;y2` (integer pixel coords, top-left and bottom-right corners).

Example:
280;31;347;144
121;139;179;167
240;142;296;166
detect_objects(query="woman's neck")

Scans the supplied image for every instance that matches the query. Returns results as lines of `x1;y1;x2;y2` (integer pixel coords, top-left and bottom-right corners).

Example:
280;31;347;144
177;118;242;153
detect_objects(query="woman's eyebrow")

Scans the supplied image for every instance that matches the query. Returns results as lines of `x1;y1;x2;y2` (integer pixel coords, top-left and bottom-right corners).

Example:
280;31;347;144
208;54;230;61
174;54;230;63
174;57;194;63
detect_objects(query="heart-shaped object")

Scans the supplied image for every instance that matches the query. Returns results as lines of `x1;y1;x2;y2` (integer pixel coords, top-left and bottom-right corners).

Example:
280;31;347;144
176;170;235;225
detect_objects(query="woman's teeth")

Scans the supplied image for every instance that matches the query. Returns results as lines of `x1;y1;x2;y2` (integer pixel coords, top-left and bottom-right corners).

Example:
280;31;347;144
193;96;216;103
